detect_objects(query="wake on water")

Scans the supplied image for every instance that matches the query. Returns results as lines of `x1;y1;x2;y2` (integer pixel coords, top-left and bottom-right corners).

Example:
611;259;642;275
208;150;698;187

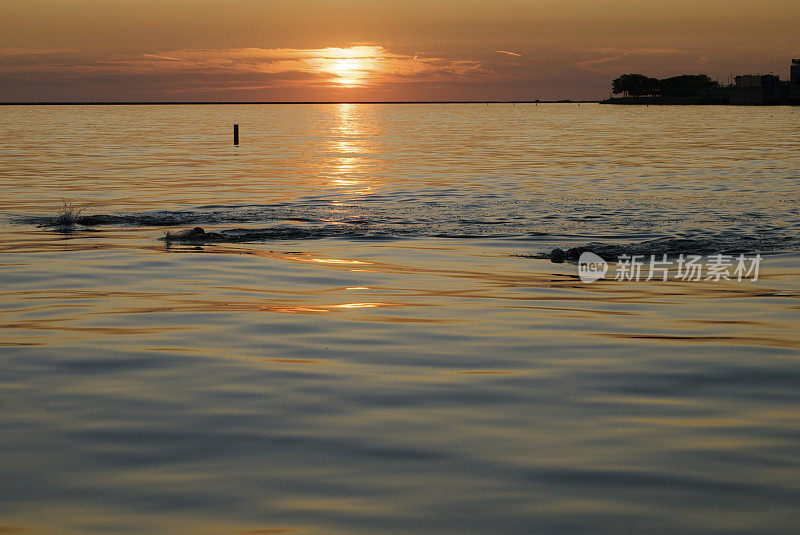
16;201;800;258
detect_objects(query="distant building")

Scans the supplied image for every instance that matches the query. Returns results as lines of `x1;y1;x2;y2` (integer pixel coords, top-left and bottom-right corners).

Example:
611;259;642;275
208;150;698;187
790;59;800;103
601;59;799;105
791;59;800;85
731;74;780;104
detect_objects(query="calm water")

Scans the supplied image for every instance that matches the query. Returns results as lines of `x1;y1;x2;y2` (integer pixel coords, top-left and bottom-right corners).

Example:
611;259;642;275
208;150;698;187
1;104;799;534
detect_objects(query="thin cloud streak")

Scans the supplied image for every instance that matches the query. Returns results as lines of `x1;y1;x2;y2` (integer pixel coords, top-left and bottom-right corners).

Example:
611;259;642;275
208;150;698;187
141;53;191;62
574;47;686;73
0;47;78;56
576;56;622;68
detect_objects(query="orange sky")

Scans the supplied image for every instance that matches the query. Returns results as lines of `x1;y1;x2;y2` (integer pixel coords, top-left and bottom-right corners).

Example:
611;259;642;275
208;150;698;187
1;0;798;101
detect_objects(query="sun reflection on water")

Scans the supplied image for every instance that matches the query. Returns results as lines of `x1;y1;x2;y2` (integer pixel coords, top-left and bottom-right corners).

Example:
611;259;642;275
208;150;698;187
324;104;381;198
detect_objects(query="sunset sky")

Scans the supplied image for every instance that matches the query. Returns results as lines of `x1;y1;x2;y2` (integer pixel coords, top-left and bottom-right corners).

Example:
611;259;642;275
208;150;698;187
1;0;798;101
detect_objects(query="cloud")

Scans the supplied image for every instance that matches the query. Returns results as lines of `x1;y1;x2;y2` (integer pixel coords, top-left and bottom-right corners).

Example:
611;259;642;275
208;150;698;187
0;47;78;56
594;47;680;55
496;50;522;57
0;46;489;89
575;55;621;68
574;47;685;72
141;53;191;62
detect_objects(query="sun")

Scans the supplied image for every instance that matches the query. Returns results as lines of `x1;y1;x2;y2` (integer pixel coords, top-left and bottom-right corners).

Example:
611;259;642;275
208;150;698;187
316;47;382;87
330;58;362;85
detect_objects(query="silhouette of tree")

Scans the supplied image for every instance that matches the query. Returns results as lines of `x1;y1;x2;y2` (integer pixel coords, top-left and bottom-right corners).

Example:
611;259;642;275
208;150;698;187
612;74;660;97
658;74;718;97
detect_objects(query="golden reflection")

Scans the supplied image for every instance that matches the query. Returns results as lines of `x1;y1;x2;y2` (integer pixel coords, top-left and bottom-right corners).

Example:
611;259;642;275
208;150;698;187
259;305;329;314
328;302;389;309
267;252;372;265
308;257;369;265
323;103;381;197
331;104;360;183
257;302;394;314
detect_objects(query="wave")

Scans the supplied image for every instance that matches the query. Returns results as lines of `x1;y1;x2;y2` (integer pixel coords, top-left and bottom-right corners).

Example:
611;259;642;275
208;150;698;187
17;203;546;240
156;227;800;262
525;236;800;262
21;207;309;227
15;202;800;255
162;225;414;243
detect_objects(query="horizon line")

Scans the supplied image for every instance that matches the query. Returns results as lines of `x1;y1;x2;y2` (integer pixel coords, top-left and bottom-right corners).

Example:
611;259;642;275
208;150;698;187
0;100;601;106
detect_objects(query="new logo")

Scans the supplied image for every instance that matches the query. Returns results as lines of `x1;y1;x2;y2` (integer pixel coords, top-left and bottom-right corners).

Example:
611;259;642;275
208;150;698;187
578;252;608;283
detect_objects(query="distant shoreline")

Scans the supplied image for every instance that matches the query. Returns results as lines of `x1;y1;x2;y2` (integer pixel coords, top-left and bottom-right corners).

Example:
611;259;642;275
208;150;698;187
0;100;600;106
601;97;799;106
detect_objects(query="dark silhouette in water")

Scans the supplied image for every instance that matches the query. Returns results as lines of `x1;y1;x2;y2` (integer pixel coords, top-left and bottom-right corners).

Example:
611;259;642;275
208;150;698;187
550;247;593;263
550;248;566;263
164;226;222;242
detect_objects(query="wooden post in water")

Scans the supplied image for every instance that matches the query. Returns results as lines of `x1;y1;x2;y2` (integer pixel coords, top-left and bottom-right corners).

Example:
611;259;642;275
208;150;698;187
233;124;239;145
